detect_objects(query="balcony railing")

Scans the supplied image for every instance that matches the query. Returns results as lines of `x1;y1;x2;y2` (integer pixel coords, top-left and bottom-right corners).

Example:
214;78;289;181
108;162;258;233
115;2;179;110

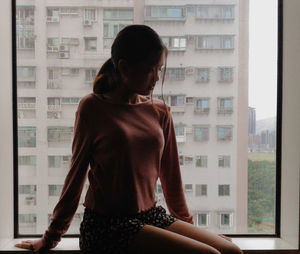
217;108;233;114
176;135;186;143
47;104;61;111
194;107;210;114
47;79;61;89
18;103;36;109
171;106;185;113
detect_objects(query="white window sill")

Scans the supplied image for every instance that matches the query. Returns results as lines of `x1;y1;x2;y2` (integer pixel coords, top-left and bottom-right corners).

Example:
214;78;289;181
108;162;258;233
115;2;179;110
0;237;297;252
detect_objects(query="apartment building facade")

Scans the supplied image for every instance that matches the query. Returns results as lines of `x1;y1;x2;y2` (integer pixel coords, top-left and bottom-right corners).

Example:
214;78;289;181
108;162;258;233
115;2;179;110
16;0;249;235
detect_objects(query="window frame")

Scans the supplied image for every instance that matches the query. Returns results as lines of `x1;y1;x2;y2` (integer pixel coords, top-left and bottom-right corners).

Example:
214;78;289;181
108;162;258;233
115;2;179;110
2;0;300;252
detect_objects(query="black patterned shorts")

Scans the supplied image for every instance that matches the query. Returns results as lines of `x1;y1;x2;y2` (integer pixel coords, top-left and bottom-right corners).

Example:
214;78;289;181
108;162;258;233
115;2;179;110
79;205;178;254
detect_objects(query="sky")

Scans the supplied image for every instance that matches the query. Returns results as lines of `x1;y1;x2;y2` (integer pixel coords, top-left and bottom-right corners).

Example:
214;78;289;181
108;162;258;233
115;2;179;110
248;0;278;120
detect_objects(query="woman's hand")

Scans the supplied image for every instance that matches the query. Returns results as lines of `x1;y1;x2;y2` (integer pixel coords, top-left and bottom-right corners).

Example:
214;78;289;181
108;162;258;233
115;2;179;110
218;234;232;242
15;237;57;253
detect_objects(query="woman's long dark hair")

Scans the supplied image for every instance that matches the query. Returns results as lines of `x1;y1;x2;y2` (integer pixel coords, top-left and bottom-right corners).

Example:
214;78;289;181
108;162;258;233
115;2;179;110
93;25;167;101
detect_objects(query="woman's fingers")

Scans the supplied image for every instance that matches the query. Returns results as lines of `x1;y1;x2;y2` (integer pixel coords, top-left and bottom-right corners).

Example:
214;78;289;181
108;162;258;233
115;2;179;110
15;240;34;250
218;234;232;242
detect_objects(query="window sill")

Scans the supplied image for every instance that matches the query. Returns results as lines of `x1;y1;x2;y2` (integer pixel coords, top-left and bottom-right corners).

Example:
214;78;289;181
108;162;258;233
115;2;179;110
0;237;297;253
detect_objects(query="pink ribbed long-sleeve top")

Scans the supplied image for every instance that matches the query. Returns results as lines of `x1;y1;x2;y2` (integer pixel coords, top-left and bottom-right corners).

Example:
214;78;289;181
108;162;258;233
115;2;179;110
43;92;193;247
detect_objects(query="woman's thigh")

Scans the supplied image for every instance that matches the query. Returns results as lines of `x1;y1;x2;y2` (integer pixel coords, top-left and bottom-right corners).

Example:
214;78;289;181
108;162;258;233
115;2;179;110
164;220;243;254
126;224;221;254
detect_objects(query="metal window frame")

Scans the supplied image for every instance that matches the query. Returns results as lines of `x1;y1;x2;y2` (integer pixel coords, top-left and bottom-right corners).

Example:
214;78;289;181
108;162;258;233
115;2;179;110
11;0;284;242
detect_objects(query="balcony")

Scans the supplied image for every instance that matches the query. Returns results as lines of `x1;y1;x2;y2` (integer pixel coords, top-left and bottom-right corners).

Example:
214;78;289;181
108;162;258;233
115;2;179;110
46;16;60;23
217;108;233;115
18;103;35;110
194;107;210;114
47;104;61;111
17;76;35;82
176;135;186;143
171;106;185;113
47;79;61;89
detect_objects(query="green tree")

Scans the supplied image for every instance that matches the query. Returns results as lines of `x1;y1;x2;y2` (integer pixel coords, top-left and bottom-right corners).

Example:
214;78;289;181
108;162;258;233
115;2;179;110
248;159;276;232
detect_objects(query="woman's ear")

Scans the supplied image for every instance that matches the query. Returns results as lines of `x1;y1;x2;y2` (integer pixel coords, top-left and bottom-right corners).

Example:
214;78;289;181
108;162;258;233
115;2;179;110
117;59;130;82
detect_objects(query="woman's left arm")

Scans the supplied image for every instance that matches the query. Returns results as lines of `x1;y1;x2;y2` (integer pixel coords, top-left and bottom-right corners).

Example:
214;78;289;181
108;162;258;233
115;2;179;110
159;106;194;225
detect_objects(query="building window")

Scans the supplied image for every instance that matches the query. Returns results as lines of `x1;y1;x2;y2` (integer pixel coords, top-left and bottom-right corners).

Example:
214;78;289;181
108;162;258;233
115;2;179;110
196;5;234;20
218;156;230;168
219;67;233;82
145;6;186;20
170;95;185;106
47;37;59;52
161;37;186;51
16;6;35;50
19;185;36;195
218;184;230;196
48;156;62;168
195;156;208;168
196;68;210;82
219;213;232;227
85;69;97;82
195;184;207;196
60;8;79;15
48;185;63;196
217;97;233;114
17;97;36;109
17;66;35;80
61;97;81;104
217;126;233;141
46;8;60;22
84;37;97;51
194;126;209;141
165;68;185;81
47;97;61;111
196;35;234;50
197;213;209;227
184;184;193;193
174;124;186;143
195;98;210;114
84;8;97;21
61;37;80;46
103;9;133;49
19;214;36;224
104;9;133;20
47;126;73;144
18;155;36;166
18;126;36;147
179;155;193;166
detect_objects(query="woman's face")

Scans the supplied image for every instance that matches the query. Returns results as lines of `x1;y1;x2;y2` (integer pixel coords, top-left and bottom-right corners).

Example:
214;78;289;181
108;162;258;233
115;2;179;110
120;53;166;96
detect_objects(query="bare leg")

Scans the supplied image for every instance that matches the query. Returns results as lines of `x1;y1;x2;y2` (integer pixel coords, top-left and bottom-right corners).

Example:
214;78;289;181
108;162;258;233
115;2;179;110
164;220;243;254
126;224;221;254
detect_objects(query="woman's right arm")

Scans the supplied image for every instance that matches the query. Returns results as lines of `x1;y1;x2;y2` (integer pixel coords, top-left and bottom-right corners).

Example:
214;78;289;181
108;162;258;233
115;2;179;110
15;103;93;252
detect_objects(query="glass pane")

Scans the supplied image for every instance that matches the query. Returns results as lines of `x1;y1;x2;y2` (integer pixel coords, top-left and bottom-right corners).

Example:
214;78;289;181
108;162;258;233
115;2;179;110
15;0;278;237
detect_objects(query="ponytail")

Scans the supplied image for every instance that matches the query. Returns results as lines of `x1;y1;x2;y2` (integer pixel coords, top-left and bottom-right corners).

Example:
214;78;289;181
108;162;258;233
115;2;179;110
93;58;119;94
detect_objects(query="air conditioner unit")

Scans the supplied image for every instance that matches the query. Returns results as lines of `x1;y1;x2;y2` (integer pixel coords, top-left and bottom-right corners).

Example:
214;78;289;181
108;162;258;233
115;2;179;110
59;44;69;52
59;52;70;59
52;112;60;119
185;67;194;75
83;20;92;26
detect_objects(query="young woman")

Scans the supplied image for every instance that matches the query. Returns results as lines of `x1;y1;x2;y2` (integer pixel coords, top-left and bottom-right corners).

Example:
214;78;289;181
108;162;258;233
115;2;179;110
15;25;243;254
